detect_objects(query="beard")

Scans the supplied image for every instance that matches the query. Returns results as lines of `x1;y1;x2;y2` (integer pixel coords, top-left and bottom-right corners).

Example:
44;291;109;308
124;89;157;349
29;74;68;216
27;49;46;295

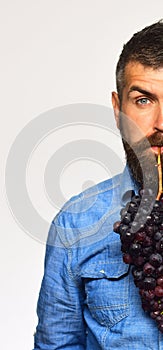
121;132;163;193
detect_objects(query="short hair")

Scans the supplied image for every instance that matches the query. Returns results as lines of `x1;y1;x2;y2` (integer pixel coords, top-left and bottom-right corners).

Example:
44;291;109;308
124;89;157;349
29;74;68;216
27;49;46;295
116;20;163;100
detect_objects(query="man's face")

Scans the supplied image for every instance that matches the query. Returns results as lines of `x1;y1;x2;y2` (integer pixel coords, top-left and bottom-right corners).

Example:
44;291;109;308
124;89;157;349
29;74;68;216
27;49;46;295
112;62;163;188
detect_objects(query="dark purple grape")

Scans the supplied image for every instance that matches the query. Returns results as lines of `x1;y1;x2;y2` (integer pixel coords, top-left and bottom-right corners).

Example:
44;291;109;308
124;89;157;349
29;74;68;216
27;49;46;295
158;302;163;310
156;265;163;277
159;222;163;231
157;277;163;287
113;221;121;233
142;236;153;247
120;208;127;217
135;231;146;242
143;277;156;290
152;213;162;225
132;267;143;280
149;253;162;267
155;286;163;297
122;213;132;225
153;201;161;211
119;224;129;235
132;256;145;267
129;243;142;257
113;191;163;333
156;314;163;322
128;202;138;214
145;224;158;236
121;230;134;243
146;215;153;225
142;300;151;311
141;289;155;300
150;300;160;311
123;253;132;264
150;311;159;319
154;231;162;241
143;262;155;276
142;246;154;257
156;238;163;253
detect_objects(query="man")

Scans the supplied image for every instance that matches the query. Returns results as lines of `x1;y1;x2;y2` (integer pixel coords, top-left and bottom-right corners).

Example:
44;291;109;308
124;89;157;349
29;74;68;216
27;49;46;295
33;20;163;349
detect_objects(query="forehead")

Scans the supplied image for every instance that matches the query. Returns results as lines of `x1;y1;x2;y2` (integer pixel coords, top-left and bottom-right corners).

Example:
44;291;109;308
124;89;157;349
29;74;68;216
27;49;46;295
124;62;163;90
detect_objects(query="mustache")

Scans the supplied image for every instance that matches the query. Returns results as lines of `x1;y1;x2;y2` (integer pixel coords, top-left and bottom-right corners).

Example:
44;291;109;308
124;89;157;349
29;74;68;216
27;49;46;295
130;132;163;151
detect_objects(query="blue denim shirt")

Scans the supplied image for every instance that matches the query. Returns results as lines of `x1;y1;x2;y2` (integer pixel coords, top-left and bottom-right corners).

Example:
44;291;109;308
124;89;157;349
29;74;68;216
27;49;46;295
33;167;163;349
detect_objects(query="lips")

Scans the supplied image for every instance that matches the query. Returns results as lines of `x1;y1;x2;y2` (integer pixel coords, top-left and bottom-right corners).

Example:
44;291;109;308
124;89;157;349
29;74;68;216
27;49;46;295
151;146;163;155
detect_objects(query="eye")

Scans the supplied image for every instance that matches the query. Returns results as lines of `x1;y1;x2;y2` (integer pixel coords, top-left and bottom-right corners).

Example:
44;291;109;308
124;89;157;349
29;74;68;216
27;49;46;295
136;97;150;105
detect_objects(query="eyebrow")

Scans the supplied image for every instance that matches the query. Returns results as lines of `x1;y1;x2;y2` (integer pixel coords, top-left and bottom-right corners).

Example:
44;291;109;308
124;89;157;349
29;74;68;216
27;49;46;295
127;85;157;99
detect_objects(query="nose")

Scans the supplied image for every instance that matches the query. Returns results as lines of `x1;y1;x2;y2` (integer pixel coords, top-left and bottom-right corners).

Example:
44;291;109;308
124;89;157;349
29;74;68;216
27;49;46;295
154;104;163;133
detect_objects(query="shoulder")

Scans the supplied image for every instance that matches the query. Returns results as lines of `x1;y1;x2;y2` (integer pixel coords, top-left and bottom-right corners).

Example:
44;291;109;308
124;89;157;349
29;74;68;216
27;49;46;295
57;173;121;226
49;173;123;247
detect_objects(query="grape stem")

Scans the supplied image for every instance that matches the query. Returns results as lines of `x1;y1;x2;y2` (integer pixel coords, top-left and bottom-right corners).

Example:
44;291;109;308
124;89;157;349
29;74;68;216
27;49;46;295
156;147;163;200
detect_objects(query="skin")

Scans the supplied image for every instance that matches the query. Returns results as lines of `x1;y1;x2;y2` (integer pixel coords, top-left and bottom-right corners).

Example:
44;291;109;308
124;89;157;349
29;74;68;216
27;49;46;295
112;62;163;150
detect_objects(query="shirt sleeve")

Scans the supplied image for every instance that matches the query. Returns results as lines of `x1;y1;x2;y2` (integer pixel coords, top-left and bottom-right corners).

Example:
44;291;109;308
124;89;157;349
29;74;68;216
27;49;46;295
33;221;86;350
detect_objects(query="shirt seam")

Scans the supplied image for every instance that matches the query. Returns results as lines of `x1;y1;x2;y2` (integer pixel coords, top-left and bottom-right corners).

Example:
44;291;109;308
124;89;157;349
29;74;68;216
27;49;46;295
60;177;121;212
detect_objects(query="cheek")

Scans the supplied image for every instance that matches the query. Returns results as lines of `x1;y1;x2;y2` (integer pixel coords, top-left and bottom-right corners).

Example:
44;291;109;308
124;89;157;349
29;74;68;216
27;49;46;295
120;107;154;144
120;114;146;145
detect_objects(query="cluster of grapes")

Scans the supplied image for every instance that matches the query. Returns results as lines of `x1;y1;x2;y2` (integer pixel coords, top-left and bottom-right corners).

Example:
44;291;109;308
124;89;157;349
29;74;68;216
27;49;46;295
113;189;163;332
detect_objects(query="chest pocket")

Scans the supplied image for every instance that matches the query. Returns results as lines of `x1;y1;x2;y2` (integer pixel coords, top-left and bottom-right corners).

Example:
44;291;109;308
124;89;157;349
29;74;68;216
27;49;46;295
82;261;130;328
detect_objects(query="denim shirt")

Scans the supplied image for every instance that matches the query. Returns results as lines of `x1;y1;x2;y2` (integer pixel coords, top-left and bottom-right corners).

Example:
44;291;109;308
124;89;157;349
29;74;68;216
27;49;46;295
33;167;163;349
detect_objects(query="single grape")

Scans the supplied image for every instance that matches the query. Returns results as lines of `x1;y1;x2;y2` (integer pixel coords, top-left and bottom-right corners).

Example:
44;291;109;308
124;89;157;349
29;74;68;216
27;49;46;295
155;286;163;297
141;289;155;301
156;238;163;253
157;277;163;287
121;230;134;243
119;224;129;235
122;213;132;225
135;231;146;242
149;254;162;267
154;231;162;241
129;243;142;257
123;253;132;264
113;221;121;233
143;263;155;276
156;265;163;277
143;277;156;290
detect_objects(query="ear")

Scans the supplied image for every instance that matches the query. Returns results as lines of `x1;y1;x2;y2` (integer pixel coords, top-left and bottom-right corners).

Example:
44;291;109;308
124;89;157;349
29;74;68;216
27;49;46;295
112;91;120;129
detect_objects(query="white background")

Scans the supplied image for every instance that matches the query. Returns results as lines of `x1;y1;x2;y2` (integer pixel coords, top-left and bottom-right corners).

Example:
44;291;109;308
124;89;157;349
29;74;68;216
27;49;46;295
1;1;163;349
